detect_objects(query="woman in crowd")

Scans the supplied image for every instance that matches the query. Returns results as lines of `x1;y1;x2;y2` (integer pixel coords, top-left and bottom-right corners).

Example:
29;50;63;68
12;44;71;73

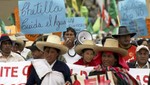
74;40;99;66
26;35;71;85
89;38;139;85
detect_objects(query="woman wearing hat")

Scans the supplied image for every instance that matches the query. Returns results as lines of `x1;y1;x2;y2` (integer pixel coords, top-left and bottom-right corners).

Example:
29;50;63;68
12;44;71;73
89;38;139;85
26;35;71;85
74;40;99;66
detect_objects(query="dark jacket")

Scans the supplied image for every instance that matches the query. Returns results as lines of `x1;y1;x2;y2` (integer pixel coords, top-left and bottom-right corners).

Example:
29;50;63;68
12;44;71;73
26;60;71;85
127;61;150;68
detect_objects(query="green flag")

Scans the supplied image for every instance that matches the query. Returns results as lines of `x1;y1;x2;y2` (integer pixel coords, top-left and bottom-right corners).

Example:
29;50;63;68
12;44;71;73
108;0;118;19
87;23;93;33
8;13;15;25
92;17;100;33
80;6;89;24
0;19;7;34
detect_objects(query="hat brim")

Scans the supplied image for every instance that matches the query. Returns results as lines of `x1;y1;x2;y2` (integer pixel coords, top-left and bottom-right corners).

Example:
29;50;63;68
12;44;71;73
36;41;68;55
112;33;136;38
75;45;98;55
13;40;24;46
27;46;38;51
97;47;128;56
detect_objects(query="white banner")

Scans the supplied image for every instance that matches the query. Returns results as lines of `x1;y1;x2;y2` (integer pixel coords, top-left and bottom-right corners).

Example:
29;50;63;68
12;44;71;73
0;61;31;85
0;62;149;85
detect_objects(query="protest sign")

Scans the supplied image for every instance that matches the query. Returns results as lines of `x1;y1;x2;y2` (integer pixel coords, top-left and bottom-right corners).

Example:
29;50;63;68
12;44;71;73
18;0;66;34
0;62;149;85
0;61;31;85
129;68;149;85
118;0;148;22
140;18;150;38
67;17;85;33
121;18;148;37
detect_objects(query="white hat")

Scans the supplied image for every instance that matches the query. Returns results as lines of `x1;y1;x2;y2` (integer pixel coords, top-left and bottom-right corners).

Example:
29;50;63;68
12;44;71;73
136;45;149;52
36;34;68;55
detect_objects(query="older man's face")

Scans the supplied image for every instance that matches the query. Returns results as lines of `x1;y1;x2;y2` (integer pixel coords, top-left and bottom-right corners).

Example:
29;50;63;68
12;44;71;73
136;49;149;65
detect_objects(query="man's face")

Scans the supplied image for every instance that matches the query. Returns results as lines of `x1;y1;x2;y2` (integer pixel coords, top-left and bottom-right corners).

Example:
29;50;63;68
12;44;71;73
136;49;149;65
1;40;12;53
64;30;76;45
118;35;131;46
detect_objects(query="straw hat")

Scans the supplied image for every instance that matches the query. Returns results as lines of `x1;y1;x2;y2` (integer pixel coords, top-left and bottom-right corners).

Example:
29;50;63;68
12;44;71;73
13;39;24;46
97;38;128;56
112;26;136;38
75;40;98;55
36;34;68;55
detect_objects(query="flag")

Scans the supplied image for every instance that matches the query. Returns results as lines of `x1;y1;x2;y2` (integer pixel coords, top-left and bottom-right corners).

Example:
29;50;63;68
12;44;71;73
86;23;93;33
80;6;89;24
108;0;118;19
97;0;111;27
0;19;7;34
72;0;79;13
8;13;15;25
93;17;100;33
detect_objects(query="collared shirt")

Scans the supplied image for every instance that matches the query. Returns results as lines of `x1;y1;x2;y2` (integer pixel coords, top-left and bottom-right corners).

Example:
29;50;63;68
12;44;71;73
63;46;81;64
0;52;25;62
135;62;150;68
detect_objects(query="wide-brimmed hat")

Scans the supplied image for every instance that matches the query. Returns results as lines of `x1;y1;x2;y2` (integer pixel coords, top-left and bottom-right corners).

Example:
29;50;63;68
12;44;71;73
97;38;128;56
13;39;24;46
112;26;136;38
36;34;68;55
26;41;39;51
75;40;98;55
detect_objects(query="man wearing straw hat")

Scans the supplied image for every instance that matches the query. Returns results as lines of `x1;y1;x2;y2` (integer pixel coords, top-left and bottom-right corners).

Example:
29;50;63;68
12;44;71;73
26;34;71;85
112;26;137;63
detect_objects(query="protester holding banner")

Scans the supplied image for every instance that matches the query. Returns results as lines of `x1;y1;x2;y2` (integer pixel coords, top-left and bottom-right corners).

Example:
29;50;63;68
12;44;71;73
26;34;71;85
112;26;137;63
63;27;81;64
0;34;25;62
128;45;150;68
89;38;139;85
74;40;99;66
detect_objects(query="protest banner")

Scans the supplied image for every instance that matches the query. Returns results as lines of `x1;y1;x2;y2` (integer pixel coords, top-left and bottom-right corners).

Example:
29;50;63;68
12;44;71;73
18;0;66;34
129;68;150;85
0;62;149;85
140;18;150;38
67;17;86;33
0;61;31;85
121;18;148;37
118;0;148;22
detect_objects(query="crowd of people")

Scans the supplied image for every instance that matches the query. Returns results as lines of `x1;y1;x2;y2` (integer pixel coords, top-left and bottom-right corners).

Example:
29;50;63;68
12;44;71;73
0;26;150;85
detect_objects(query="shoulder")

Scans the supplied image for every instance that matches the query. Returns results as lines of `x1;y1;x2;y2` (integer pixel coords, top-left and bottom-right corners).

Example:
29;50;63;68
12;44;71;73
11;52;25;60
127;61;136;68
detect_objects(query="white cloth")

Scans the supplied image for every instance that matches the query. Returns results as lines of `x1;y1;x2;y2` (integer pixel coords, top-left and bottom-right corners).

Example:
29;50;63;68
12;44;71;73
63;46;81;64
20;48;30;59
32;59;65;85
